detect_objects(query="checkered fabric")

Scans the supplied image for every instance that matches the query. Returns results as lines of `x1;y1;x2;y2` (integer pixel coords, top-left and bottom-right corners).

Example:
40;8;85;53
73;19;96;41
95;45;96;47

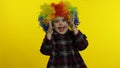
40;30;88;68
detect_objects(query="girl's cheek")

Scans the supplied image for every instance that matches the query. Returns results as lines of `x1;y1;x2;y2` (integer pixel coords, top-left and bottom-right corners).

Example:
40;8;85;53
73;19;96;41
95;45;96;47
53;23;59;28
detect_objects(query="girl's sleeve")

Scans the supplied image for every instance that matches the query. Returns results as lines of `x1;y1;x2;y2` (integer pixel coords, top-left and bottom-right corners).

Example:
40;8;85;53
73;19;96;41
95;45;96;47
73;30;88;51
40;35;54;55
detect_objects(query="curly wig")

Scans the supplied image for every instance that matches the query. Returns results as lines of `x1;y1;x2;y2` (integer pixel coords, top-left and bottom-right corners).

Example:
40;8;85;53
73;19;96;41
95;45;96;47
38;1;79;32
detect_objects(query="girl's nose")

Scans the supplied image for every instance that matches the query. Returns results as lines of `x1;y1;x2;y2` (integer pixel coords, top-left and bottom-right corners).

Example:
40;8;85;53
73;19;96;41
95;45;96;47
59;21;64;26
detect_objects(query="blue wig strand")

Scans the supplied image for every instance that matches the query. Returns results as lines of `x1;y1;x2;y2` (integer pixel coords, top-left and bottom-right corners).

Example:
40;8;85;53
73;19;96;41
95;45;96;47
38;16;48;32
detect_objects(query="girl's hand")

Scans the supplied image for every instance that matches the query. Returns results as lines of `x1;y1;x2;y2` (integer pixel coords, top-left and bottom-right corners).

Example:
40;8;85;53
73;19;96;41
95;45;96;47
47;21;53;40
69;14;78;35
69;14;74;27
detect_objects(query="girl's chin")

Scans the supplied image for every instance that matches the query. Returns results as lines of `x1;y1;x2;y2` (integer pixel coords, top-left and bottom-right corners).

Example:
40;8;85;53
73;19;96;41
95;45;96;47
58;31;66;34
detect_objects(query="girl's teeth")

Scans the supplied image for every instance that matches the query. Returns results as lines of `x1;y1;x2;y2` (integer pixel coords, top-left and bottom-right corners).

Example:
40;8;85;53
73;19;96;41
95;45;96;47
58;27;64;32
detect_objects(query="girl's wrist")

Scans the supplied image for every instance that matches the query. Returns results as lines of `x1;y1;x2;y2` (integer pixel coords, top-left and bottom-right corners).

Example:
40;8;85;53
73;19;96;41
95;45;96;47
47;33;52;40
71;25;78;35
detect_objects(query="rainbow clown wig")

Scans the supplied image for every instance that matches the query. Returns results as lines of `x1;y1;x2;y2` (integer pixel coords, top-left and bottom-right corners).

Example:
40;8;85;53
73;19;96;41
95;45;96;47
38;1;80;32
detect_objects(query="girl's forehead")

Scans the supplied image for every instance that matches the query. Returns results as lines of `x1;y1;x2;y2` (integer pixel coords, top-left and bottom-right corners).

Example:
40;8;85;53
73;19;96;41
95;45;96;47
54;16;64;20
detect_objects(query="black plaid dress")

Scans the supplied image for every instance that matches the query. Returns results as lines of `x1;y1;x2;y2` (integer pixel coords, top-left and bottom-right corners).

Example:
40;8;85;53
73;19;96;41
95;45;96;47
40;30;88;68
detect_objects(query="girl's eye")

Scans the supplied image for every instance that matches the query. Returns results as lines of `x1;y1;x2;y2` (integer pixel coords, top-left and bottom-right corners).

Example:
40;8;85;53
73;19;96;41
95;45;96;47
62;19;66;22
54;20;59;23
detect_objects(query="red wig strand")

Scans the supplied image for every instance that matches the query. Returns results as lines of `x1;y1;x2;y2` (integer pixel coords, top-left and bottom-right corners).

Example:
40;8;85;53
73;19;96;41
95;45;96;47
51;1;69;20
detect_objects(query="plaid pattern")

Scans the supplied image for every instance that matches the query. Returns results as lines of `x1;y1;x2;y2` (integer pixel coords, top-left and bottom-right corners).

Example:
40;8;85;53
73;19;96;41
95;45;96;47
40;30;88;68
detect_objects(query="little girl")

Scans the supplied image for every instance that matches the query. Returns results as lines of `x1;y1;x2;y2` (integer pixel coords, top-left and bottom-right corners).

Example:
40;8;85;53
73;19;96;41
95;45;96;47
38;1;88;68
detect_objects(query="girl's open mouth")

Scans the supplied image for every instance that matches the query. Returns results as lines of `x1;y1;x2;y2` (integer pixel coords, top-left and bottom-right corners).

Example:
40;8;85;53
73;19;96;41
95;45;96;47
58;26;66;32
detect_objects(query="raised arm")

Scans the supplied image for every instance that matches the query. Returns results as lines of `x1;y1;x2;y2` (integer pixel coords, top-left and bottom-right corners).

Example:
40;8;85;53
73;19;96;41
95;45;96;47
69;15;88;51
40;21;55;55
40;35;55;55
72;30;88;51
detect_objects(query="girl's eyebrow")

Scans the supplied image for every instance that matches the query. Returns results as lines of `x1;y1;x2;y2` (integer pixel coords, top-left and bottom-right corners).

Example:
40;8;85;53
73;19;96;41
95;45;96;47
54;19;59;21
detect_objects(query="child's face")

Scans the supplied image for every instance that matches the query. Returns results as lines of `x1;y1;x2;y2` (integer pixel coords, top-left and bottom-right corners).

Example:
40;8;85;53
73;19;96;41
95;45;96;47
53;16;68;34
